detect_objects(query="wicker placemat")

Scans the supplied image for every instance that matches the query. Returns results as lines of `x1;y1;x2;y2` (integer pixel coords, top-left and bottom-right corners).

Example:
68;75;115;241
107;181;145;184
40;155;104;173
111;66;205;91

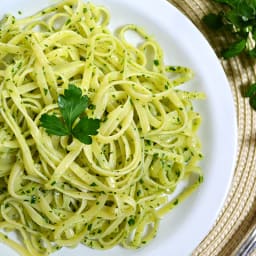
167;0;256;255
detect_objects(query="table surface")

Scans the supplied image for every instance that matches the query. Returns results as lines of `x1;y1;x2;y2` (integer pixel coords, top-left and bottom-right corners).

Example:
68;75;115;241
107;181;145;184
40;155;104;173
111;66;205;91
168;0;256;255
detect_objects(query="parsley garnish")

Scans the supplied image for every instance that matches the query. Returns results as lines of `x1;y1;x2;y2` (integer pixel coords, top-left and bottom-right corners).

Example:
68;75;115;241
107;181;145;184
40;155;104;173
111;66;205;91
40;84;100;144
203;0;256;58
245;83;256;109
203;1;256;110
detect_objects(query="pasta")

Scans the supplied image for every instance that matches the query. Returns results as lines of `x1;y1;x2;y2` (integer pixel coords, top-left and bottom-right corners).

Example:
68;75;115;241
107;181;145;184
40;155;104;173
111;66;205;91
0;0;204;255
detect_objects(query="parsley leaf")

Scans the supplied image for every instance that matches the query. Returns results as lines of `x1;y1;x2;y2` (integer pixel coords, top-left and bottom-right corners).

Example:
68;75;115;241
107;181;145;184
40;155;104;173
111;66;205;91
58;84;89;131
202;13;224;30
72;116;100;144
40;114;69;136
40;84;100;145
245;83;256;110
249;95;256;109
221;38;247;59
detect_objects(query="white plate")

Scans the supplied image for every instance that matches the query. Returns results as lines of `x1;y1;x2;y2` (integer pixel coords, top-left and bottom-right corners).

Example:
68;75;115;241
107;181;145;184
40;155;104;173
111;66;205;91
0;0;237;255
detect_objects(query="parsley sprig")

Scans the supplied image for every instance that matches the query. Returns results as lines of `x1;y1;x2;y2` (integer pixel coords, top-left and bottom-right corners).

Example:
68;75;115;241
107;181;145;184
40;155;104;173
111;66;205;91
40;84;100;144
203;0;256;58
203;0;256;110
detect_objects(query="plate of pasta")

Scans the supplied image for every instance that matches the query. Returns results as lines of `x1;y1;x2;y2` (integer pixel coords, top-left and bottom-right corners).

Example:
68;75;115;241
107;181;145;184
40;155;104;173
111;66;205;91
0;0;237;255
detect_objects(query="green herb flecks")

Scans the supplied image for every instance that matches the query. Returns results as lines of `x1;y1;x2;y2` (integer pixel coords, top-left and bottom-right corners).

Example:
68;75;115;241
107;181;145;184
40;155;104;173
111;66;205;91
40;84;100;145
128;218;135;226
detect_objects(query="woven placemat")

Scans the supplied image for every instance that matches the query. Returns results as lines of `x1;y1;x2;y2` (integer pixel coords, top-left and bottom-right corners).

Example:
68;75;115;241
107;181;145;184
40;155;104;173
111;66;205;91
167;0;256;255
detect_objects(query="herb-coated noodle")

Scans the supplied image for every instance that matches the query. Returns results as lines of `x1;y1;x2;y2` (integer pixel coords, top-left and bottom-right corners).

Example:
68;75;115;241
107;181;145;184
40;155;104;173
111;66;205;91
0;0;204;255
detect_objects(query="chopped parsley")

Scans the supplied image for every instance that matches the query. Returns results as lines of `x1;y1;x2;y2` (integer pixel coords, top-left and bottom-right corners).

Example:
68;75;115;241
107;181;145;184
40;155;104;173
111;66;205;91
153;59;159;66
128;218;135;226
